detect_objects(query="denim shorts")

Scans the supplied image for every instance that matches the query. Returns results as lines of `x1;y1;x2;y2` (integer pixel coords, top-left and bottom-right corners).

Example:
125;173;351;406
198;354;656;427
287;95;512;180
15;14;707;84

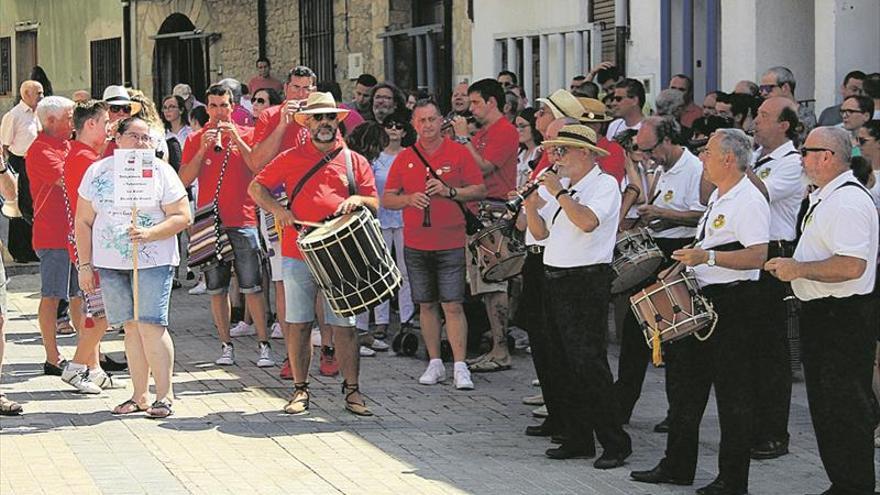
203;227;263;295
404;247;466;304
36;249;79;299
97;265;174;327
282;257;356;327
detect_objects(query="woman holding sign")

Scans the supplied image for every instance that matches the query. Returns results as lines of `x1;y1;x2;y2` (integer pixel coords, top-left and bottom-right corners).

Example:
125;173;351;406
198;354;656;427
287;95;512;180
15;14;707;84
74;117;192;419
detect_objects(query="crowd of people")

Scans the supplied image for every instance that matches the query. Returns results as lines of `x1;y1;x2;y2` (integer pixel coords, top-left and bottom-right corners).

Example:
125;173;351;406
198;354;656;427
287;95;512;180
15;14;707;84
0;57;878;495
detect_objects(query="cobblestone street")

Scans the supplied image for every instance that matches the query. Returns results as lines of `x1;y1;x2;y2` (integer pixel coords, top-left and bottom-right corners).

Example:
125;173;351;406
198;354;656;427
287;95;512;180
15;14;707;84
0;271;866;494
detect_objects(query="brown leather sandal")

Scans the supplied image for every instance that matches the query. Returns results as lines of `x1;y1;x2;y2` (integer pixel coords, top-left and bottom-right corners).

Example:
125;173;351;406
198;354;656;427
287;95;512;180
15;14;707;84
283;382;310;414
342;382;373;417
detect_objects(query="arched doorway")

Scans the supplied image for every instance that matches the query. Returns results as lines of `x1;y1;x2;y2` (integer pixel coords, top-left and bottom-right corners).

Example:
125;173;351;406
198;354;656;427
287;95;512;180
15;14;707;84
152;13;208;104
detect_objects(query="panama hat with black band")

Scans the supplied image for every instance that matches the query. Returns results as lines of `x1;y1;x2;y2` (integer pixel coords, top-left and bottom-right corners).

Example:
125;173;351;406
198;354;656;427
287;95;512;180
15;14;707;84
293;92;350;126
541;124;610;156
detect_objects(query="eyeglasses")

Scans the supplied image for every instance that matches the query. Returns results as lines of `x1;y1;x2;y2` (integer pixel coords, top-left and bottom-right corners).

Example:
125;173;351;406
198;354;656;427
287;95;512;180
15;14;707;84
254;98;268;105
840;108;866;117
311;113;338;122
635;142;659;154
383;122;404;130
857;137;876;146
110;105;131;114
800;147;835;157
612;96;626;102
551;146;571;158
121;132;154;144
758;83;782;94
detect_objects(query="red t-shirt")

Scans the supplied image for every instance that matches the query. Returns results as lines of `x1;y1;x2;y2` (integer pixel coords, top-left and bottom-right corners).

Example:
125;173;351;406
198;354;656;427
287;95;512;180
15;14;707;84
529;149;551;180
385;139;484;251
181;124;257;227
253;137;377;259
252;103;309;151
64;141;101;260
101;139;117;158
597;136;625;184
27;132;71;250
471;117;518;200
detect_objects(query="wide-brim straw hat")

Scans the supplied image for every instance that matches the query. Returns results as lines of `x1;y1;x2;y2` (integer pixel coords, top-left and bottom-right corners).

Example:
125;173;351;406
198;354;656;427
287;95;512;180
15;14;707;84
542;124;609;156
293;92;350;126
535;89;584;121
576;97;613;123
102;85;142;115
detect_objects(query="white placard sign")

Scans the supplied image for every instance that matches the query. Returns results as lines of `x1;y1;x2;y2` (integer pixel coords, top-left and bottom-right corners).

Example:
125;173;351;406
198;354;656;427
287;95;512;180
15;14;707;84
113;149;157;208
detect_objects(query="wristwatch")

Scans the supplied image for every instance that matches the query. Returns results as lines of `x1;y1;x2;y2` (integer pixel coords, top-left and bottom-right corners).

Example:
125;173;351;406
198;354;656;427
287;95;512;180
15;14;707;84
707;250;717;267
454;135;470;145
448;187;457;199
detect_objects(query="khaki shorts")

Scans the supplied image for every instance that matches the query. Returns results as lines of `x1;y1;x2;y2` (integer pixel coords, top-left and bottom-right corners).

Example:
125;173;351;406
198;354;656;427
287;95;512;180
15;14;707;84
466;234;508;295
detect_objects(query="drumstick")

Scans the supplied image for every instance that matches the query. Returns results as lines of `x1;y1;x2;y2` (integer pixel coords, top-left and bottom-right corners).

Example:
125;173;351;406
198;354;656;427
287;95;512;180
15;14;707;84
293;219;325;228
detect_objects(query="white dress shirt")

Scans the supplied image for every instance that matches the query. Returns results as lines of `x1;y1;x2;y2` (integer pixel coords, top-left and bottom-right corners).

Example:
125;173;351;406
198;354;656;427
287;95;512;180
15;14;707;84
648;148;706;239
0;101;41;156
791;170;878;301
538;166;621;268
605;118;642;141
691;175;770;287
751;141;806;241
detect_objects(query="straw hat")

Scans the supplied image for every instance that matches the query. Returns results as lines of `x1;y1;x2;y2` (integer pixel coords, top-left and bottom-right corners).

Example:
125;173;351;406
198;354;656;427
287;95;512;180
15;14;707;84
541;124;609;156
102;85;141;114
535;89;584;121
576;97;613;123
293;92;350;126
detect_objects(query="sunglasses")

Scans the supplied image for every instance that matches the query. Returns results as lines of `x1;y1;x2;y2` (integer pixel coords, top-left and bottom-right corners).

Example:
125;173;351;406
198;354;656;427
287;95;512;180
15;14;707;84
110;105;131;114
384;122;404;130
612;96;626;102
311;113;338;122
634;142;659;154
254;98;268;104
800;147;835;157
758;83;782;94
551;146;571;158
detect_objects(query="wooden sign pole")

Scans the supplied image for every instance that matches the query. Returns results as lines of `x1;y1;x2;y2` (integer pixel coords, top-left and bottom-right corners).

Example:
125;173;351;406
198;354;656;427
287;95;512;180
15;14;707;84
131;207;139;321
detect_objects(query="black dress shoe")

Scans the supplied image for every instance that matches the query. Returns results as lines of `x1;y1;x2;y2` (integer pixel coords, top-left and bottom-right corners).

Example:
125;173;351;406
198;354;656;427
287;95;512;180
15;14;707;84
750;438;789;459
545;443;596;460
696;478;746;495
43;360;67;376
630;464;693;485
100;355;128;372
525;423;557;437
550;434;568;444
593;447;632;470
653;417;670;433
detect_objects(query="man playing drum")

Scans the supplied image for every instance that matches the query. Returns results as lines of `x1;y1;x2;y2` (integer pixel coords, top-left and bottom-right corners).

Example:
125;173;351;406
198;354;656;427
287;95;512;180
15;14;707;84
382;99;487;390
248;92;378;416
614;116;707;429
180;84;273;368
631;129;769;495
523;124;632;468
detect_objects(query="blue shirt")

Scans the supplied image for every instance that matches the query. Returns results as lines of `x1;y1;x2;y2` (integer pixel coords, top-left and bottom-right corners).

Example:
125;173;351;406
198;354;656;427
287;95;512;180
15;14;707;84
373;151;403;228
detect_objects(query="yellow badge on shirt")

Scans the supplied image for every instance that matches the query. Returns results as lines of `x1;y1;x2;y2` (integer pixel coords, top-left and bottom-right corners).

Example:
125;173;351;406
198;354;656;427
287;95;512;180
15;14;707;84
712;214;726;229
759;168;771;179
663;190;674;203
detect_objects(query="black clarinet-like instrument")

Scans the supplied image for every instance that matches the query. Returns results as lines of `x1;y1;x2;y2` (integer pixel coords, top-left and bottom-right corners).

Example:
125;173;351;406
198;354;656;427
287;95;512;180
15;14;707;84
422;168;432;227
505;164;557;212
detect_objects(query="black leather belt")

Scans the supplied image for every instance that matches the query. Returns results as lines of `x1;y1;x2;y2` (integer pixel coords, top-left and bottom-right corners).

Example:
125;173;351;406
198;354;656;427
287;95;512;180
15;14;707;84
527;245;544;254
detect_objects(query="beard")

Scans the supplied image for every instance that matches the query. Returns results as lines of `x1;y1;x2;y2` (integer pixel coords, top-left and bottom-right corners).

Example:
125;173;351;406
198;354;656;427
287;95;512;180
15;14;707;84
313;125;336;143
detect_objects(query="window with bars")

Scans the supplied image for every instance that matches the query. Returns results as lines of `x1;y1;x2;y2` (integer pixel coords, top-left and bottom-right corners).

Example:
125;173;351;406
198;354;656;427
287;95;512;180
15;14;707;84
299;0;335;81
0;37;11;96
90;37;122;99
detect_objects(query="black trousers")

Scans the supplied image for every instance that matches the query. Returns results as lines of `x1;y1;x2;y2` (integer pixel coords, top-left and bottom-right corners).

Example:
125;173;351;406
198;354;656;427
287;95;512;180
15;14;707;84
614;236;692;422
543;263;630;455
5;153;38;262
518;250;565;430
800;294;877;495
660;281;760;491
751;241;794;445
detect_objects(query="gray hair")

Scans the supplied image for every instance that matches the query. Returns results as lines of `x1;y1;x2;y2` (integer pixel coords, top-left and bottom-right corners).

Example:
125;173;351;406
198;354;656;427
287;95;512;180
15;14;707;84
763;66;796;94
813;126;852;164
35;96;75;126
714;128;753;172
643;115;681;145
218;78;242;104
655;89;686;118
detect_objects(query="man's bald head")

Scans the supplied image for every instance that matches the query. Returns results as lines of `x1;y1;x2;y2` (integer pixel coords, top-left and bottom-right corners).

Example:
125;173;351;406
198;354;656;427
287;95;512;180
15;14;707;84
20;80;44;109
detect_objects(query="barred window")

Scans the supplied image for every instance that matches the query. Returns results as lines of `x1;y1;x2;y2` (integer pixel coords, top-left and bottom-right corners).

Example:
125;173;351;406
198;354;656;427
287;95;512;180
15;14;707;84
90;37;122;99
0;37;11;96
299;0;335;80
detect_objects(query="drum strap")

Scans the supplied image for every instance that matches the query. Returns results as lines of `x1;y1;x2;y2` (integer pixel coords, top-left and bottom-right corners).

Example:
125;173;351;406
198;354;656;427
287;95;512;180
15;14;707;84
289;148;345;222
796;181;873;240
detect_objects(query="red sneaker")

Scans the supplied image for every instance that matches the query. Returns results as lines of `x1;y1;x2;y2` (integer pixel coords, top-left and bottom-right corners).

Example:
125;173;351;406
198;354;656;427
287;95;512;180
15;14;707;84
279;358;292;380
319;346;339;376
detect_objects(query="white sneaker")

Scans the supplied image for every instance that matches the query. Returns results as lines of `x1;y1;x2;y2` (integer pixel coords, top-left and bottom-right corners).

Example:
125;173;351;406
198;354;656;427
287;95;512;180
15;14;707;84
89;369;114;389
230;321;256;337
61;366;102;394
188;280;207;295
270;322;284;339
257;342;275;367
215;343;235;365
418;361;446;385
454;367;474;390
310;327;321;347
369;339;390;351
532;405;548;418
360;345;376;357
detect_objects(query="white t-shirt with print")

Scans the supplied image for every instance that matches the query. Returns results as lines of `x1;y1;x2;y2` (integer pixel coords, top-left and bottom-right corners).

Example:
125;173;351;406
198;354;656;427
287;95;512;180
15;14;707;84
78;155;187;270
